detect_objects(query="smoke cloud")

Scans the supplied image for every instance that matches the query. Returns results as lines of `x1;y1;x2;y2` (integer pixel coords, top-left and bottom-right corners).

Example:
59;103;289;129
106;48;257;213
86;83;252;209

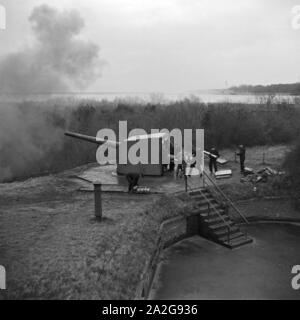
0;102;66;182
0;4;104;93
0;5;106;182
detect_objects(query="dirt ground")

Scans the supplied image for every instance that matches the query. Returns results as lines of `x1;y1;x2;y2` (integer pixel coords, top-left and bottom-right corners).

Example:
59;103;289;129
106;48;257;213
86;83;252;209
0;144;297;299
210;144;290;185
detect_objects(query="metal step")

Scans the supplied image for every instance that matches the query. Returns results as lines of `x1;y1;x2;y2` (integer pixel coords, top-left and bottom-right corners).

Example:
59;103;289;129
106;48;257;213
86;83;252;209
205;215;231;224
189;189;208;196
193;193;214;200
218;231;245;242
214;226;239;237
192;206;224;216
225;237;253;249
189;207;208;215
200;209;228;218
208;221;234;231
196;198;217;205
196;201;219;209
197;207;210;214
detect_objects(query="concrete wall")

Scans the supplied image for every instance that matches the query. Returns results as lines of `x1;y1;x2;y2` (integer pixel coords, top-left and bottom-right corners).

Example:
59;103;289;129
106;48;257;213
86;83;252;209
135;213;200;299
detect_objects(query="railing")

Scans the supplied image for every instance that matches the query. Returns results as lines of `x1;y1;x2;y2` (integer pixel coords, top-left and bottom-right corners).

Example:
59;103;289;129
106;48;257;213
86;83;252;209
202;170;249;225
201;170;249;241
185;175;232;245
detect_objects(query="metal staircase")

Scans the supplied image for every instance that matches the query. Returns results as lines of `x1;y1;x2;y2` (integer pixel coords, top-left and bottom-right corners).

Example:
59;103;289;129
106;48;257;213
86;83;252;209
185;171;253;249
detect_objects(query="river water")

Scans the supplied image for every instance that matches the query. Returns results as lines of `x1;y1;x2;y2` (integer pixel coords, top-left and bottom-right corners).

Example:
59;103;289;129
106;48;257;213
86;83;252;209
1;92;299;104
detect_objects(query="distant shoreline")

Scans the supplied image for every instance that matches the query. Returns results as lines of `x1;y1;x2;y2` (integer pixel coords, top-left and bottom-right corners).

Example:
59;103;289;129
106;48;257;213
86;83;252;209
1;91;299;104
226;82;300;96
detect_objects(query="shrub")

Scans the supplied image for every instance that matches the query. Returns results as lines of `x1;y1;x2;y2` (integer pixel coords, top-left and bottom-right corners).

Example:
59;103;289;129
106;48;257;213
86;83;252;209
1;97;300;182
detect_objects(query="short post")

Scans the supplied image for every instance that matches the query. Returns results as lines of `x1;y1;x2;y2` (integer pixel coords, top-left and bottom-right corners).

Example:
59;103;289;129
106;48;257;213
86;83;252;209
94;182;102;220
184;174;187;192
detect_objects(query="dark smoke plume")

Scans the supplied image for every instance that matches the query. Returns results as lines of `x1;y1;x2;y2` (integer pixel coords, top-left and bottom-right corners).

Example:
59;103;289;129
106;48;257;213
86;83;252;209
0;4;104;93
0;102;65;181
0;5;106;182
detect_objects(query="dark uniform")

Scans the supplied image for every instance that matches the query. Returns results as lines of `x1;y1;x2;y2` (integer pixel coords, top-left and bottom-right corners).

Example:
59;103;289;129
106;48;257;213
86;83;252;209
176;154;186;178
209;147;219;174
236;145;246;173
126;173;140;192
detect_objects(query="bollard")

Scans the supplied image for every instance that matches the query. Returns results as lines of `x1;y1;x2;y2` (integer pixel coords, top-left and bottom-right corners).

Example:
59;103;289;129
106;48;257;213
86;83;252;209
93;182;102;220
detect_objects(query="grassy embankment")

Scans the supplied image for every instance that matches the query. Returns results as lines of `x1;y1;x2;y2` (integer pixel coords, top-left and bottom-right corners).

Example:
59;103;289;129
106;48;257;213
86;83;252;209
0;169;189;299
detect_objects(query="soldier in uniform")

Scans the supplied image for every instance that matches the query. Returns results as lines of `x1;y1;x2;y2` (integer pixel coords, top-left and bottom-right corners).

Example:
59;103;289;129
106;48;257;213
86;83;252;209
209;147;219;174
236;145;246;173
126;173;140;193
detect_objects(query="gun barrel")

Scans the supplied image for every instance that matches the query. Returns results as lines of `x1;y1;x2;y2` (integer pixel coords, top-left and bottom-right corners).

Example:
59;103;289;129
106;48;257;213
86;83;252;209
65;131;102;144
65;131;120;147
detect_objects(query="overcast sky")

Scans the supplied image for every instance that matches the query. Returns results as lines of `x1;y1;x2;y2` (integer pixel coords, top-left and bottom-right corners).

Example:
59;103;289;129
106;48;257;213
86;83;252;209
1;0;300;92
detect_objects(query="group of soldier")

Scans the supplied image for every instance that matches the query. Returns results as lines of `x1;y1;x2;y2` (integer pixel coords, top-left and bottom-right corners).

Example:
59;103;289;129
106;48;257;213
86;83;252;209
170;144;247;178
208;145;246;174
126;144;247;192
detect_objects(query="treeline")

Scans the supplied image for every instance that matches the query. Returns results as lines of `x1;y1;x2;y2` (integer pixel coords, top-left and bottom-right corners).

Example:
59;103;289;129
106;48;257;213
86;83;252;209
229;82;300;95
1;97;300;182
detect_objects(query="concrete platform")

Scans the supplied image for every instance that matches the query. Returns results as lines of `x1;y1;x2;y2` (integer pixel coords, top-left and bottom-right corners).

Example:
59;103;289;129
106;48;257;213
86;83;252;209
151;222;300;300
75;164;192;193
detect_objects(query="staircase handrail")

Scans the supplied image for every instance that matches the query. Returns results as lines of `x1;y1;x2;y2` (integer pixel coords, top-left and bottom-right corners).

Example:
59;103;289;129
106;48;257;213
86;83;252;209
203;170;249;225
186;176;232;244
